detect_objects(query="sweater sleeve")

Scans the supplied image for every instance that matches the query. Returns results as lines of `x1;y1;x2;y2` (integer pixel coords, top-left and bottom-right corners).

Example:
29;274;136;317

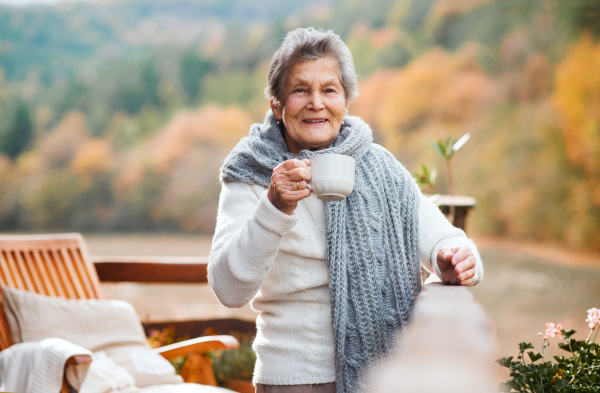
208;182;299;308
417;190;483;286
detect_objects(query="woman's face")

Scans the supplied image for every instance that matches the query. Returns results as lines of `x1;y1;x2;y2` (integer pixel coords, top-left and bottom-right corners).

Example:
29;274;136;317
272;56;348;154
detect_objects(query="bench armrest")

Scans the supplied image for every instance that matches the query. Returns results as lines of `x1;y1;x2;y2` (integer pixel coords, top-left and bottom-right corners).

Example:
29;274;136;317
154;335;240;360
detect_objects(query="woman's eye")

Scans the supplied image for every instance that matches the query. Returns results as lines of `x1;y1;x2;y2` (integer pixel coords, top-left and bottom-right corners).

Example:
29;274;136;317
294;88;306;93
325;88;336;93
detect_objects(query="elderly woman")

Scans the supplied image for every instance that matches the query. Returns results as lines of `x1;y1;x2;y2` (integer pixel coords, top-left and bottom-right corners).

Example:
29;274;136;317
208;27;483;393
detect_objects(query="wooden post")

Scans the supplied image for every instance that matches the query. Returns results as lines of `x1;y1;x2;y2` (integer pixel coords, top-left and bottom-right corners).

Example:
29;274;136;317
367;283;495;393
426;194;477;233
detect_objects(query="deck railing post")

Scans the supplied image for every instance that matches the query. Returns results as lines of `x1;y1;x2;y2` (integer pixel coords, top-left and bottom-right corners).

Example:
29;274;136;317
368;283;495;393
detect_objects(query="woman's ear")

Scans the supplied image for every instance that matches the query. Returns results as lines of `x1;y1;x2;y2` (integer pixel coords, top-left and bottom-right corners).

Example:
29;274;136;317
270;100;283;120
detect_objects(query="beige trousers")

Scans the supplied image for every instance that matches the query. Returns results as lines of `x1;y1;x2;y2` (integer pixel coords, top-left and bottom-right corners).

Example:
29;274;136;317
256;383;336;393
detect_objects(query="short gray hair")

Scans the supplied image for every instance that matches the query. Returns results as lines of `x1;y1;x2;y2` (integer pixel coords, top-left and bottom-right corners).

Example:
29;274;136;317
265;27;359;107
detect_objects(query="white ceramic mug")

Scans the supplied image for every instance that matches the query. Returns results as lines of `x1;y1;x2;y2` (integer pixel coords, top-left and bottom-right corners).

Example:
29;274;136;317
308;154;356;201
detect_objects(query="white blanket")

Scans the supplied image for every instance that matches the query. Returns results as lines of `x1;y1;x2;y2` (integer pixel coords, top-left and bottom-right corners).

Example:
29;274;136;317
0;338;233;393
0;338;92;393
0;338;141;393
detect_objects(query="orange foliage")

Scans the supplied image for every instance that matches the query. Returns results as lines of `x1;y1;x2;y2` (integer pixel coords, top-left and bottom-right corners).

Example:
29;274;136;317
39;111;89;167
116;105;252;192
149;106;251;174
369;28;397;49
433;0;492;17
0;154;12;176
350;69;396;124
554;33;600;205
71;139;115;175
352;48;489;153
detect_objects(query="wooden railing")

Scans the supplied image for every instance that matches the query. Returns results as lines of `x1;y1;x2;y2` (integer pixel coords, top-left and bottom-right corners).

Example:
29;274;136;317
91;256;256;337
367;283;495;393
93;255;209;283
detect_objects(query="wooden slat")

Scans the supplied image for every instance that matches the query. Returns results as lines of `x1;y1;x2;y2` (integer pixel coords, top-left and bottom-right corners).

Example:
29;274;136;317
53;249;77;299
30;250;57;297
60;248;86;299
3;251;25;290
0;251;16;288
43;249;72;298
20;251;44;294
14;251;36;292
93;256;209;283
75;242;104;299
68;248;94;299
36;250;61;297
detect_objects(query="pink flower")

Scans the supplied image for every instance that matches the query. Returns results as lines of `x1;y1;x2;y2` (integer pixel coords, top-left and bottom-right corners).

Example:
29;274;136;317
586;308;600;329
544;323;562;339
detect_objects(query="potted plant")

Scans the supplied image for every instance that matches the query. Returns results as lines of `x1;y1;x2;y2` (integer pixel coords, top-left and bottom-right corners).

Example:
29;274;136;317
415;132;476;232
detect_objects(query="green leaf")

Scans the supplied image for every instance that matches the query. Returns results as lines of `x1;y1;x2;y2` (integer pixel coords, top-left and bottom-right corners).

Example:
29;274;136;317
556;378;568;387
527;351;543;363
560;329;576;339
444;135;454;159
533;381;546;393
414;164;436;188
496;356;514;368
507;380;525;391
519;342;535;351
557;342;572;352
430;140;445;157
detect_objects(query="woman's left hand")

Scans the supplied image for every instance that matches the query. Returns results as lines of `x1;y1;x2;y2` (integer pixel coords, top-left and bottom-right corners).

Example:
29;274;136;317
436;246;476;286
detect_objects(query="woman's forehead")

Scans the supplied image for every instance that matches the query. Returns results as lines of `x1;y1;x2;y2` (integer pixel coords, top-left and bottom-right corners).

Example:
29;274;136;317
286;57;342;86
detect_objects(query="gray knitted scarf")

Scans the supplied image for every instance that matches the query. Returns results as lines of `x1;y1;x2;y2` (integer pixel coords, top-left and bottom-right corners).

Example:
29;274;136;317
220;111;421;393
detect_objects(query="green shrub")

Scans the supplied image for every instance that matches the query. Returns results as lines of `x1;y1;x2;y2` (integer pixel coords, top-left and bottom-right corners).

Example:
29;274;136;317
207;334;256;384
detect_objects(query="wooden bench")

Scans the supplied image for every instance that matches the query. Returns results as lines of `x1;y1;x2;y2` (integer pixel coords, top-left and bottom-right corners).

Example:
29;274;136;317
0;234;241;390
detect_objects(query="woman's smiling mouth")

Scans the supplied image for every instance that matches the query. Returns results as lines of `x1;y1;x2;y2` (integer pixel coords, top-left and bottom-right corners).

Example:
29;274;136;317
303;119;328;123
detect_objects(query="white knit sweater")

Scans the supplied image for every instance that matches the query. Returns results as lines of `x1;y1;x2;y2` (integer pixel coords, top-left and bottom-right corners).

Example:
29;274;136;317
208;182;483;386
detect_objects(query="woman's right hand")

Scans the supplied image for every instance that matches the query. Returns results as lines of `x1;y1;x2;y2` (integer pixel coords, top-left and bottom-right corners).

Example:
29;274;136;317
268;159;312;215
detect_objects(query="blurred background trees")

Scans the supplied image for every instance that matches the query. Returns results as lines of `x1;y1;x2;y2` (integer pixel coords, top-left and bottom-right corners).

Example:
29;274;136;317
0;0;599;252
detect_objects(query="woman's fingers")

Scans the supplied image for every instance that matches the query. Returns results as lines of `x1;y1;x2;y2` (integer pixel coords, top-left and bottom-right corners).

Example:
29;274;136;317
273;160;311;181
268;159;313;214
284;167;312;182
436;248;454;267
436;246;477;285
455;255;476;285
450;246;473;266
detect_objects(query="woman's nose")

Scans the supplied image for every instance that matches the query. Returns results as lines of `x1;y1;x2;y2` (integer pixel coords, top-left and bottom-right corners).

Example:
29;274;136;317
307;91;325;110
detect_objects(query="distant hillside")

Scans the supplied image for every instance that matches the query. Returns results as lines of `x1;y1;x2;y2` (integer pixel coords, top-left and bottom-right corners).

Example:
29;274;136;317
0;0;337;82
